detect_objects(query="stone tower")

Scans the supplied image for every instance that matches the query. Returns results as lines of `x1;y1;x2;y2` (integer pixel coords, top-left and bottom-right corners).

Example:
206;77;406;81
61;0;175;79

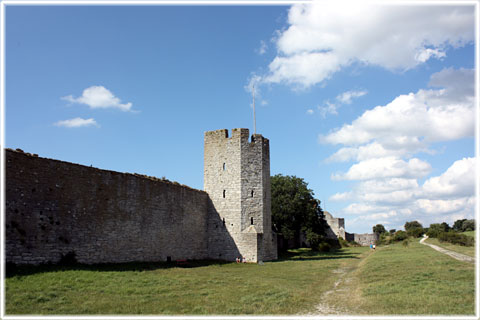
204;128;277;262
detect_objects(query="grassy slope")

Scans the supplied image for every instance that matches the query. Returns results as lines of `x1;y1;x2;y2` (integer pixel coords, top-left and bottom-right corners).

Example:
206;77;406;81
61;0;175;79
6;247;368;315
462;230;476;238
424;237;476;258
338;241;475;315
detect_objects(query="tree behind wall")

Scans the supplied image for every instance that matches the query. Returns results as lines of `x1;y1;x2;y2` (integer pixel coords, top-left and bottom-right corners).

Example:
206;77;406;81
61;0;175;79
271;174;329;250
373;224;386;235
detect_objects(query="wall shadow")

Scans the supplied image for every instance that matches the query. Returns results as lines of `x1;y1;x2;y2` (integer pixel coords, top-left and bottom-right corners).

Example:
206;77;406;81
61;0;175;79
272;248;362;262
5;259;232;278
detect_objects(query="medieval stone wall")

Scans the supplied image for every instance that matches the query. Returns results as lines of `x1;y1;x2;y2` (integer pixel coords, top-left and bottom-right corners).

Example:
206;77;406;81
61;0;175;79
5;149;209;265
352;233;379;246
325;211;377;246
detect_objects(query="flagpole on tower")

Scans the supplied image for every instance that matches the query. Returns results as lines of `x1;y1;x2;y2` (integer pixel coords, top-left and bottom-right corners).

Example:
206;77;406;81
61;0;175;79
253;85;256;135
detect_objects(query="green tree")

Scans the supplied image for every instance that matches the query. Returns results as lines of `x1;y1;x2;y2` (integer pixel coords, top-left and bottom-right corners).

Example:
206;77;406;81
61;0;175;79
271;174;328;250
393;230;408;241
373;224;386;235
441;222;451;232
461;219;475;232
427;223;450;238
407;227;424;238
453;219;467;231
389;229;396;234
404;220;423;231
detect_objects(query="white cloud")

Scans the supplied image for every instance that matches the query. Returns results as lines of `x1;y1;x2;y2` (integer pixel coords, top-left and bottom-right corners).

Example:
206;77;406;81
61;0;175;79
336;90;367;104
332;157;431;181
318;101;337;118
318;89;367;118
260;3;474;88
257;40;267;55
332;158;476;231
306;109;314;115
322;68;475;232
415;197;475;216
320;68;474;150
62;86;133;112
325;142;418;163
422;157;476;199
54;117;98;128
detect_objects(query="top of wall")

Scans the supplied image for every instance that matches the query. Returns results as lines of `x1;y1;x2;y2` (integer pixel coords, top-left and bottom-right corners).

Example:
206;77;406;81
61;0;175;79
5;148;207;195
204;128;268;144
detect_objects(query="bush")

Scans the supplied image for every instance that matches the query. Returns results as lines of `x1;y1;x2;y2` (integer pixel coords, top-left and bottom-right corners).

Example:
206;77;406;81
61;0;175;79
438;231;474;247
318;242;332;252
407;227;424;238
338;237;349;248
402;239;409;247
426;223;447;238
393;230;408;241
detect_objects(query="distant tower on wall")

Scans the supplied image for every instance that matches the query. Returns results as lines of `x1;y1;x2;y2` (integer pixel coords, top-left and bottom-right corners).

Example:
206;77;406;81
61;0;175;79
204;128;277;262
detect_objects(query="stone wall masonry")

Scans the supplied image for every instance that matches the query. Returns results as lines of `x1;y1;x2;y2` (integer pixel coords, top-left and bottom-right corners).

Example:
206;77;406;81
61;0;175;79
204;129;277;262
353;233;379;246
6;149;209;265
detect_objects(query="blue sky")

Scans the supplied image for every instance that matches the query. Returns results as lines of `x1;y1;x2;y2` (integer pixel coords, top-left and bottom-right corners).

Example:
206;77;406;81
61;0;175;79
4;3;477;233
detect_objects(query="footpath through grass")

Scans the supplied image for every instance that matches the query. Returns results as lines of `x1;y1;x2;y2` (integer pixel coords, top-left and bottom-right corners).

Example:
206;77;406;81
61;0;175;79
6;241;475;316
424;236;476;258
6;247;368;315
331;240;475;315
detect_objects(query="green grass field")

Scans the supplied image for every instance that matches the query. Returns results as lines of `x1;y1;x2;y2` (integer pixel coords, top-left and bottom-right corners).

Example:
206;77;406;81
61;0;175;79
462;230;476;238
5;242;475;316
326;241;475;315
6;247;369;315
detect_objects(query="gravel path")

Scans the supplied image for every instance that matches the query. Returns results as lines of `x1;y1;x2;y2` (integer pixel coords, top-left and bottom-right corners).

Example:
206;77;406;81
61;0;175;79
420;235;475;263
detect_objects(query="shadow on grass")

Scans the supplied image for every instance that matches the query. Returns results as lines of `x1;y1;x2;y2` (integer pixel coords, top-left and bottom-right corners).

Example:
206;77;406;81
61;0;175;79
6;259;231;278
273;248;362;262
6;248;362;277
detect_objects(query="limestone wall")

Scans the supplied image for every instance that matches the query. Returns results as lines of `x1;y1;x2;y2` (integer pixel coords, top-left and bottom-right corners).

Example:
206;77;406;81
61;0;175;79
5;149;209;265
353;233;378;246
324;211;346;239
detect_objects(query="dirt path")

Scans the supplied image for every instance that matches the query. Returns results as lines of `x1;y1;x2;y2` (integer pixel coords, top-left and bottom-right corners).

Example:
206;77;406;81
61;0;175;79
305;249;373;316
420;235;475;263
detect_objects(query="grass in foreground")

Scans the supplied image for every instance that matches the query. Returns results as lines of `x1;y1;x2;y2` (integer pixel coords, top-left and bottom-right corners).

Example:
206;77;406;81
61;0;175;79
6;247;368;315
425;236;476;257
328;241;475;315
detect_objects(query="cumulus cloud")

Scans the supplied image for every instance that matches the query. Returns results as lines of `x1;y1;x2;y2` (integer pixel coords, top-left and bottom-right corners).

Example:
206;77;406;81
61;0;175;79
331;158;476;230
320;68;474;152
260;3;474;88
62;86;133;112
332;157;431;181
422;157;475;199
323;68;475;231
54;117;98;128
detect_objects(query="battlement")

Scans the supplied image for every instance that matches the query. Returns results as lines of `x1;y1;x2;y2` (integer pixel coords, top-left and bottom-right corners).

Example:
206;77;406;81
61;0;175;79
204;128;268;146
